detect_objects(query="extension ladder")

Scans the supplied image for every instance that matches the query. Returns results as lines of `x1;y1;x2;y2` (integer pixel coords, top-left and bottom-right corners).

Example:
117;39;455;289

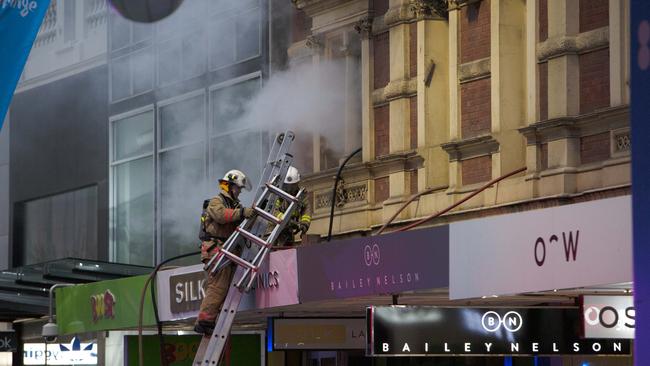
193;131;302;365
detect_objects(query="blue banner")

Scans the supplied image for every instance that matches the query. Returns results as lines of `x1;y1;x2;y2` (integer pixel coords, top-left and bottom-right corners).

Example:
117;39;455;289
0;0;51;131
631;1;650;364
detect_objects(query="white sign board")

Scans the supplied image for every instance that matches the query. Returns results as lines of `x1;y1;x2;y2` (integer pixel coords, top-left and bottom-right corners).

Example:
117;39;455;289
23;339;97;365
583;295;635;339
450;196;632;299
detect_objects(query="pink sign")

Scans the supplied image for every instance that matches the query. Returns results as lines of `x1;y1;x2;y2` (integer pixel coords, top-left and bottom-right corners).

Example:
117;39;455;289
254;248;299;308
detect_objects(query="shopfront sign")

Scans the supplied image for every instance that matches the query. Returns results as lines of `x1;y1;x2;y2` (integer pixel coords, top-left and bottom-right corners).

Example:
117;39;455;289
272;318;365;350
450;196;632;299
23;337;97;365
156;249;299;321
297;226;449;302
0;331;16;352
56;275;156;334
582;296;635;339
367;306;630;356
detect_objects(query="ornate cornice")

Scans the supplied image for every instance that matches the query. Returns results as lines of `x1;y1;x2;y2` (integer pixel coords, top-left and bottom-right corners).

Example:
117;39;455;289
410;0;449;20
518;106;629;145
537;27;609;62
441;135;499;161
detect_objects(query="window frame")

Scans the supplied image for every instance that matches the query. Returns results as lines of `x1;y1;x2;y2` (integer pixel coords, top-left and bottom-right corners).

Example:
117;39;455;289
108;104;156;266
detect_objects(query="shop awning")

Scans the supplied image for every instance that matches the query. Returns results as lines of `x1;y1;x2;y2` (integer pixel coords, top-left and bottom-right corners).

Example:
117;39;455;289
0;258;152;321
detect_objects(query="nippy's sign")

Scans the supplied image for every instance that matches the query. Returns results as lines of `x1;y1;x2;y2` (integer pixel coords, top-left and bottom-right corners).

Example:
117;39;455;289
367;306;630;356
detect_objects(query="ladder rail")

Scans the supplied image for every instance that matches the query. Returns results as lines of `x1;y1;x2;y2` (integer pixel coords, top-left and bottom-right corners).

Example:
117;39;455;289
194;130;300;365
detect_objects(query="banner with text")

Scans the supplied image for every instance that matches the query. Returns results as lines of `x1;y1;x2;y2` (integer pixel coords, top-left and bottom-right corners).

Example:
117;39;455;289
297;226;449;302
582;295;635;339
367;306;631;356
450;196;632;299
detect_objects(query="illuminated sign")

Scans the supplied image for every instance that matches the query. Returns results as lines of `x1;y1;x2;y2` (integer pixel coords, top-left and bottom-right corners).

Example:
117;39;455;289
582;295;635;339
367;306;631;356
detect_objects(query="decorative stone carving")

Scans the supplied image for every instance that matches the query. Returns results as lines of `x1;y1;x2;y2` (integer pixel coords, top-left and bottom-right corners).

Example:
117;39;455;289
305;35;324;51
35;0;57;47
85;0;107;30
354;16;373;39
384;4;415;27
537;27;609;62
315;183;368;209
458;57;491;83
613;130;631;154
410;0;449;20
442;135;500;162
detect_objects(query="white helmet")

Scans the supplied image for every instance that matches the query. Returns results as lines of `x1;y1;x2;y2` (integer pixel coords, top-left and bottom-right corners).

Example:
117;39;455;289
219;169;252;191
284;166;301;184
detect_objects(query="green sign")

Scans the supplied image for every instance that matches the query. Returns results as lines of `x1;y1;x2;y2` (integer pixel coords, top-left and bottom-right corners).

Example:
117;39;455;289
56;275;157;334
125;334;262;366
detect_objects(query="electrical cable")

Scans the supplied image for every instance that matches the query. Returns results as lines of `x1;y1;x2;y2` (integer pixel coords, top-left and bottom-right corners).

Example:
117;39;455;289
327;147;362;241
138;250;201;366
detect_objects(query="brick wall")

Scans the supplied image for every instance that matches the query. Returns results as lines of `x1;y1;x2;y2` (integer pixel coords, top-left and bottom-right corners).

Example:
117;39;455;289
461;77;491;139
540;143;548;170
292;9;311;43
410;170;418;195
374;0;389;17
460;0;490;64
580;132;611;164
375;176;390;203
375;105;390;157
539;62;548;121
579;48;610;114
539;0;548;42
462;155;492;185
410;96;417;149
580;0;609;33
374;32;390;89
410;22;417;78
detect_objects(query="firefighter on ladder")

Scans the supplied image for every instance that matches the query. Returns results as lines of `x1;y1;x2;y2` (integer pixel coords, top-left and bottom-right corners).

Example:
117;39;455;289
194;169;255;335
274;166;311;246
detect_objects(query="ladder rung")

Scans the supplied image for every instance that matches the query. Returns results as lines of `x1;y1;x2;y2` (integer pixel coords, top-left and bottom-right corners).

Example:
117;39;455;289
214;248;257;272
266;183;298;203
253;207;282;225
236;227;273;249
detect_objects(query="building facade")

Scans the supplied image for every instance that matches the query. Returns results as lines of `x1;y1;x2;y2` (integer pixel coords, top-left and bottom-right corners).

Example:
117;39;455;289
292;0;630;241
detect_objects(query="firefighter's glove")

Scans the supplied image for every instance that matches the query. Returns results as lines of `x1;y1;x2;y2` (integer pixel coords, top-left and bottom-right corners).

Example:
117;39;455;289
241;207;255;219
299;223;309;236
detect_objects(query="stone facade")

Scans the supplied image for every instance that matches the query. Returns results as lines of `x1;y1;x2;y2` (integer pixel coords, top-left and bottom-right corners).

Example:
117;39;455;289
292;0;630;238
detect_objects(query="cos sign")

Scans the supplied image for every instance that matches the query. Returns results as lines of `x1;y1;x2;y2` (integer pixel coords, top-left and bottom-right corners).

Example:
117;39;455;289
582;296;634;339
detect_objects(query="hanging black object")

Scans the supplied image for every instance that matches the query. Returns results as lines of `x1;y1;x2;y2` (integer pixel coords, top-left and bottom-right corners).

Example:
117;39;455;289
108;0;184;23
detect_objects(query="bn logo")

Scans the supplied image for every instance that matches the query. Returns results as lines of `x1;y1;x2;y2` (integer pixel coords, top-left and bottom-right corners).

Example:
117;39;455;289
364;244;380;266
481;311;523;332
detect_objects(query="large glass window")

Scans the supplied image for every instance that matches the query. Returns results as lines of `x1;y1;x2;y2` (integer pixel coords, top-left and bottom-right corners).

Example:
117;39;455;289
110;110;154;266
19;186;98;266
110;76;262;266
158;93;206;263
209;1;261;70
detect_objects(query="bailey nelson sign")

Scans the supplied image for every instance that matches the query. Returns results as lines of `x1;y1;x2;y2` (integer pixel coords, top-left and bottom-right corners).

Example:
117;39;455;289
297;226;449;302
367;306;630;356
